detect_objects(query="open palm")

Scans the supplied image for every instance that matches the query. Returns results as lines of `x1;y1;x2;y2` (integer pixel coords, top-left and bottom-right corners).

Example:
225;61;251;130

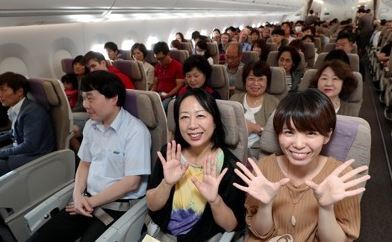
157;140;188;186
192;155;227;203
306;159;370;208
233;158;289;205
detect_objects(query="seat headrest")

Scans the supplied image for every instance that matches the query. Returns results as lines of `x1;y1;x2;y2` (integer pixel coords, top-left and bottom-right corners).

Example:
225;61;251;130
303;43;316;68
268;67;286;95
179;42;193;55
260;113;368;162
207;43;218;56
112;60;143;82
314;52;359;72
167;99;241;147
118;50;131;60
61;58;74;74
145;50;158;65
124;90;157;128
27;78;60;110
241;51;259;66
210;65;227;89
169;50;188;64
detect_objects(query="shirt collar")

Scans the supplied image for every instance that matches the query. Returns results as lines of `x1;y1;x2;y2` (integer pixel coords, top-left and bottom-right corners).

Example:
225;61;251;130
7;97;25;121
91;107;124;132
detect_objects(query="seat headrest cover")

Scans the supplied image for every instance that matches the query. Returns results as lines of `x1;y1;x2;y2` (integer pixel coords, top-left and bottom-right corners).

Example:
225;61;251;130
61;58;74;74
268;67;286;94
124;90;157;128
113;60;142;81
210;65;226;89
207;43;218;56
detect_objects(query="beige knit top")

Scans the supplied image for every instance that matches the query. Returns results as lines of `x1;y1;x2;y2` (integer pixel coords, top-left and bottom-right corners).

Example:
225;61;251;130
245;154;361;242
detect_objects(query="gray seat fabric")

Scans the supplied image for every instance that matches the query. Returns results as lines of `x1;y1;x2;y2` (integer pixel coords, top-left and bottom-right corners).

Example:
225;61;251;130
210;64;230;100
145;50;158;66
169;49;189;64
179;42;193;55
314;52;360;72
112;60;148;90
303;42;316;68
1;150;75;242
241;51;259;66
207;42;219;64
167;99;248;162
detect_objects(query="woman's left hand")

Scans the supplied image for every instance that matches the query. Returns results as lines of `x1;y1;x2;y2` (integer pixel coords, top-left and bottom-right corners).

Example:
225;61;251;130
192;155;228;203
306;159;370;208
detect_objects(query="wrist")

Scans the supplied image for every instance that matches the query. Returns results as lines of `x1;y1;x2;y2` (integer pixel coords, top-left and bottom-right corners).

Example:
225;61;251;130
162;179;174;188
209;195;222;206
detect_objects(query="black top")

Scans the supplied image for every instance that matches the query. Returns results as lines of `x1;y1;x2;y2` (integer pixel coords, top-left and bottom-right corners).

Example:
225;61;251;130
148;146;246;242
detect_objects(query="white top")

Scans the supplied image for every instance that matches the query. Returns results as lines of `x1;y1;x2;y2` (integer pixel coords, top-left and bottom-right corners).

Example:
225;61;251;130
78;107;151;199
285;75;293;90
243;94;262;147
7;97;25;147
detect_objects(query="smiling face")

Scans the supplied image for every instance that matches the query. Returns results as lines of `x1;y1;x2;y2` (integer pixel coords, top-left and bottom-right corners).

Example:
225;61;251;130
317;67;343;100
82;90;118;125
185;67;206;89
179;95;215;151
278;120;330;167
245;71;268;97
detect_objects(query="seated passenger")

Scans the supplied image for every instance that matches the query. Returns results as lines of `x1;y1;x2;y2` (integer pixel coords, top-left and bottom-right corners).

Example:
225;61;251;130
234;89;369;241
324;49;350;65
178;55;220;99
252;39;270;62
311;60;359;116
131;43;155;90
270;27;286;50
84;51;135;89
0;72;55;176
70;55;89;112
151;41;185;108
61;73;79;109
277;46;303;92
104;41;127;61
27;70;151;242
335;31;356;54
195;39;214;65
218;33;231;64
146;89;245;241
230;61;279;158
225;42;245;90
175;32;186;43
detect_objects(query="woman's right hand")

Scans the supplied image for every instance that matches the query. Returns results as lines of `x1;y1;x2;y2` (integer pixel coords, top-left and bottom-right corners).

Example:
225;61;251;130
157;140;188;186
71;193;93;217
233;158;289;205
246;121;263;135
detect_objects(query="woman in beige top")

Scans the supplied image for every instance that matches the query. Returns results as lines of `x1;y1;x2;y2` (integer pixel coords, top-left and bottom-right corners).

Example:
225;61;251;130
131;43;155;89
234;89;370;241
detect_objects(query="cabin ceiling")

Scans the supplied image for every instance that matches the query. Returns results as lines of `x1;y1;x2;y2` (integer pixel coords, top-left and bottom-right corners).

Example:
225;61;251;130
0;0;304;27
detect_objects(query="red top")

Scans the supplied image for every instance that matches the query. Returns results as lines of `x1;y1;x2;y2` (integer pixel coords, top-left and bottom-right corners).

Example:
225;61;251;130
108;65;135;89
65;89;78;108
154;59;184;93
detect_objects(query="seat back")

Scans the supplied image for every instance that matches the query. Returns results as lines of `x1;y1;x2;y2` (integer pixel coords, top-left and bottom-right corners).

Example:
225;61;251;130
169;49;189;64
61;58;74;74
118;49;131;60
299;69;363;115
27;78;73;150
0;150;75;242
314;37;322;52
167;99;248;162
260;114;371;179
266;42;278;51
207;42;219;64
179;42;193;55
314;52;360;72
123;90;167;167
210;64;230;100
324;42;358;54
145;50;158;66
241;51;260;66
112;60;148;90
303;42;316;68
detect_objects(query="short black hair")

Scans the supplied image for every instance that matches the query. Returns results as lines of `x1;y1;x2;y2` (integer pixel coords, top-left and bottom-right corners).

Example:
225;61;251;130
191;31;201;40
324;49;350;65
104;41;119;51
153;41;170;55
337;31;355;43
271;27;285;36
61;73;78;90
174;88;225;150
0;72;29;95
183;55;212;86
80;70;125;106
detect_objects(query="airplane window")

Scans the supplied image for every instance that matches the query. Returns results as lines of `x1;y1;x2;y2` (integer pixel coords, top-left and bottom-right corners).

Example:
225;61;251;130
121;40;135;50
146;36;159;49
200;30;208;36
185;30;193;40
53;49;72;78
167;33;177;45
91;44;108;59
0;57;28;76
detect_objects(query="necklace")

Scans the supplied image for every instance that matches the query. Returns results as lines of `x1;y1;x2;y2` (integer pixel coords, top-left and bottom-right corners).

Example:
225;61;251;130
287;186;308;227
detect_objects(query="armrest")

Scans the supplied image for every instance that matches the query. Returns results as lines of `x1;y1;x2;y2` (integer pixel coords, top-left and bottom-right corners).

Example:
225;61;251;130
96;197;147;242
24;182;74;233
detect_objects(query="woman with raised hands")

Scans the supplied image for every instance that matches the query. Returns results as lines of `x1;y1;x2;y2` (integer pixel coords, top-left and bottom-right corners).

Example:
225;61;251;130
146;88;245;241
233;89;370;242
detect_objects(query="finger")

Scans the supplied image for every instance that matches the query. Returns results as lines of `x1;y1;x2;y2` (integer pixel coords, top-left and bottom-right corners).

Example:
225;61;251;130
166;142;172;161
191;177;202;190
305;180;318;190
176;143;182;162
217;168;228;183
157;151;166;167
340;165;369;182
203;155;209;176
344;187;366;197
236;162;256;180
181;163;189;173
170;140;177;161
247;158;262;177
332;159;355;176
234;168;252;184
233;182;250;193
211;154;217;177
278;178;290;186
343;175;371;189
